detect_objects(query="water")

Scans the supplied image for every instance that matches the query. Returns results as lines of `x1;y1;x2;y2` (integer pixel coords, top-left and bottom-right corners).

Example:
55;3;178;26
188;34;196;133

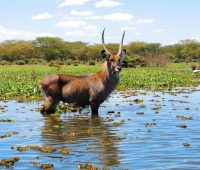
0;87;200;170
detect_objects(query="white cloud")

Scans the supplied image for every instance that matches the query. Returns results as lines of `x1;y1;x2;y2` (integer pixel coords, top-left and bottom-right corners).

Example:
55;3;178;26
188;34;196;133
152;29;165;33
56;18;98;36
95;0;122;8
56;18;87;29
137;19;155;24
90;12;134;22
70;10;94;16
120;26;138;31
84;25;98;32
31;12;52;20
58;0;89;7
0;25;55;41
65;30;98;37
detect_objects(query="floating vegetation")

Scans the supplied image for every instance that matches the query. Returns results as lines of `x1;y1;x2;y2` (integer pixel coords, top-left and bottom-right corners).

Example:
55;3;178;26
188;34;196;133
0;133;11;139
58;103;84;113
136;112;144;115
151;107;162;110
0;64;199;101
168;100;189;104
176;115;193;120
144;122;157;127
78;163;101;170
12;131;18;134
31;161;54;170
176;124;187;128
13;145;69;155
114;120;125;126
0;118;14;122
183;143;191;147
133;99;144;104
0;157;19;168
0;80;199;169
112;136;126;142
59;148;70;155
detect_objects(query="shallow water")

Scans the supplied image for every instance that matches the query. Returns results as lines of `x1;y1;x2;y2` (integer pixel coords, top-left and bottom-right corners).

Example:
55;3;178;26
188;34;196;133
0;87;200;170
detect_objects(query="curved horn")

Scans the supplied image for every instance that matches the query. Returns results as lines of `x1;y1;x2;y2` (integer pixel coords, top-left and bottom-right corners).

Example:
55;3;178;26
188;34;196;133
117;31;125;56
102;28;111;54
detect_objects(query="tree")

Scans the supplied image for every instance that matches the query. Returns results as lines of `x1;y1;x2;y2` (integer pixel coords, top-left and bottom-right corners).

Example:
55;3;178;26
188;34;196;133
0;40;36;62
65;41;88;61
34;37;69;61
126;41;161;56
86;44;102;61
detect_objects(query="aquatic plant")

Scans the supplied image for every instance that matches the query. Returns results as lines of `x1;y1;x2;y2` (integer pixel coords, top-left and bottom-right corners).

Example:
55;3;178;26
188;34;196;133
0;157;19;168
0;64;199;101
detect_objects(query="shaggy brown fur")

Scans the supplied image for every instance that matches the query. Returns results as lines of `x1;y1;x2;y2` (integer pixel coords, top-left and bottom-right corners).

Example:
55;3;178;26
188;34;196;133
39;61;120;115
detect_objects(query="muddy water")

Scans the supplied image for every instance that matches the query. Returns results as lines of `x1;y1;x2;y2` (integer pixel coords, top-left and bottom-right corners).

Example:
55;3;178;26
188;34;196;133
0;87;200;169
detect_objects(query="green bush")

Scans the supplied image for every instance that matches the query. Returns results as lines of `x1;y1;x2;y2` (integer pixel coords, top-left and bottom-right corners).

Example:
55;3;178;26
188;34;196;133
88;60;96;65
121;56;146;68
73;60;79;66
0;60;11;65
48;60;65;67
65;59;73;65
73;62;78;66
80;61;87;64
28;58;46;65
15;60;26;65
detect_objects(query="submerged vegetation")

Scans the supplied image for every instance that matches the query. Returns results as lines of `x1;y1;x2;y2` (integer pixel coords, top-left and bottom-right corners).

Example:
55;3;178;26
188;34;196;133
0;63;199;101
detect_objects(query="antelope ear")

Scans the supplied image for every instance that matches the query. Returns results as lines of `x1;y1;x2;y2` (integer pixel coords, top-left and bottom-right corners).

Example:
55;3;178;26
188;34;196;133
101;50;109;59
120;49;126;59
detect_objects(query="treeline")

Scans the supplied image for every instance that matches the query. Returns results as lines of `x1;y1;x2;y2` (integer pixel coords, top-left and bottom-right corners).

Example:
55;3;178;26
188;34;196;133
0;37;200;67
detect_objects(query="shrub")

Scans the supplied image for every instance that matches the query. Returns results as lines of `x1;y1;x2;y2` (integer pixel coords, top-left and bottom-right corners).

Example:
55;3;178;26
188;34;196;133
28;58;46;65
88;60;96;65
121;55;146;68
73;60;79;66
80;61;87;64
65;59;73;65
144;53;171;67
0;60;11;65
15;60;26;65
73;62;78;66
48;60;65;67
54;60;65;65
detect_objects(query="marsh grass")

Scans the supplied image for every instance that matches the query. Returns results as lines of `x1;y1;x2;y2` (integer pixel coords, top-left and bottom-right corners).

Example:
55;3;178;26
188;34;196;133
0;63;199;101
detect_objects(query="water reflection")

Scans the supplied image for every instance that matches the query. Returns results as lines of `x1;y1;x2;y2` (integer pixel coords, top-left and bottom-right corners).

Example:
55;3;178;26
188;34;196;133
41;114;120;166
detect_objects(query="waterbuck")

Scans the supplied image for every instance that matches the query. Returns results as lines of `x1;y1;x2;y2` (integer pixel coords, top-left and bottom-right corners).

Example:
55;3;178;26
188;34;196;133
39;29;126;115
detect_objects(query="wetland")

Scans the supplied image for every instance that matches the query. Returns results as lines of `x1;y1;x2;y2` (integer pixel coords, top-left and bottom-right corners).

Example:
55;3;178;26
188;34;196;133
0;86;200;169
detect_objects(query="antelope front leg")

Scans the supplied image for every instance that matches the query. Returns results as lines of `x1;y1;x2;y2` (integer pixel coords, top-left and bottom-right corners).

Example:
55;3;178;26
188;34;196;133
42;96;59;114
40;105;46;113
91;102;100;116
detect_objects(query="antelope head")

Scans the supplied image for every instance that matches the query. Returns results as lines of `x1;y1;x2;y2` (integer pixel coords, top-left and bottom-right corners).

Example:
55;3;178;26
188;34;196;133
101;29;126;74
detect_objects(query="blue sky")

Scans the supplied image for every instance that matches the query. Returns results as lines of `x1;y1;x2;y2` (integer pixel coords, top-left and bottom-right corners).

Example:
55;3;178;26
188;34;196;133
0;0;200;45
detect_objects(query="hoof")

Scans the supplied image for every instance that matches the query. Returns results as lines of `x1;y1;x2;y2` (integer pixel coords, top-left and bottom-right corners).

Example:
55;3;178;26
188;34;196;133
40;106;45;113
